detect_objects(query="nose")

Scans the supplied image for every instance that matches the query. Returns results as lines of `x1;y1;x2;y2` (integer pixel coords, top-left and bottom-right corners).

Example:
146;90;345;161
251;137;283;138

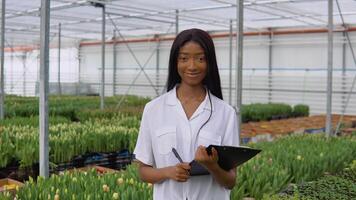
187;58;197;70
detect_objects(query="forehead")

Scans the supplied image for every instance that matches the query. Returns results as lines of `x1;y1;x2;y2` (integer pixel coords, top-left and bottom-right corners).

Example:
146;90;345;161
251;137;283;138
179;41;205;54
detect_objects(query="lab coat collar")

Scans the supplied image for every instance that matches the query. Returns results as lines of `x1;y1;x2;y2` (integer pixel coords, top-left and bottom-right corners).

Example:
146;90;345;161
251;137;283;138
165;86;178;106
165;85;214;112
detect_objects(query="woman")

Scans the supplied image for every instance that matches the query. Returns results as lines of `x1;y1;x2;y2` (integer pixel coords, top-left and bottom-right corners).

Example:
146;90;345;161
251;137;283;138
134;28;239;200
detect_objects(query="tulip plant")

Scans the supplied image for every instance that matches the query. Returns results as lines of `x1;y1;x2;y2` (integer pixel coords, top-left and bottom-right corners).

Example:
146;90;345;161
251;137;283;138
231;134;356;199
0;116;140;168
1;134;355;200
0;165;152;200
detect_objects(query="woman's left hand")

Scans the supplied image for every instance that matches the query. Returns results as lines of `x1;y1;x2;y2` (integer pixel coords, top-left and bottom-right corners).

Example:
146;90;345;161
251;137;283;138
194;145;219;169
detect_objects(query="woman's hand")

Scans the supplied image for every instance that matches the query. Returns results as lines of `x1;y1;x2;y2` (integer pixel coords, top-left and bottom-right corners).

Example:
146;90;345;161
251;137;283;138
164;162;191;182
194;146;236;189
137;161;191;184
194;145;219;170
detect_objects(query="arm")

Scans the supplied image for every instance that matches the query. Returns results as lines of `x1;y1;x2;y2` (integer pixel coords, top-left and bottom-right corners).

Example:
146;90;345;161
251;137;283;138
199;106;239;189
136;161;191;184
195;146;236;189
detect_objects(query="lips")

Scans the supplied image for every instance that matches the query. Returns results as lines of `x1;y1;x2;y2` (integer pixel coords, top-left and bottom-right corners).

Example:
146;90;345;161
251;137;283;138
185;72;201;77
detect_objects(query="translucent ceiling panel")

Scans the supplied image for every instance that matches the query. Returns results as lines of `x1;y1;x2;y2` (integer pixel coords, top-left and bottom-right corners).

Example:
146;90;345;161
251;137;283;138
7;0;40;11
3;0;356;45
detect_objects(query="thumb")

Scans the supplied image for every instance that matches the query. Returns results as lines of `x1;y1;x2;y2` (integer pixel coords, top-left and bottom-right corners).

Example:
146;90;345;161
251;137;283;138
212;147;219;159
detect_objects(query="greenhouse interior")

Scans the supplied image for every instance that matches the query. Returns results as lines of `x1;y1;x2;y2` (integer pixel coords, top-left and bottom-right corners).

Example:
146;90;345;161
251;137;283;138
0;0;355;199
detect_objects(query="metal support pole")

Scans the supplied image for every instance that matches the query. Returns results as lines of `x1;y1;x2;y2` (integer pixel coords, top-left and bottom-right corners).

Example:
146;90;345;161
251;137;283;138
100;5;105;109
228;19;233;105
0;0;5;119
39;0;50;178
326;0;333;137
236;0;243;145
341;29;346;110
10;44;13;93
268;29;273;103
113;30;117;96
22;53;26;96
175;10;179;35
156;35;160;92
58;23;61;95
342;30;346;73
77;47;81;95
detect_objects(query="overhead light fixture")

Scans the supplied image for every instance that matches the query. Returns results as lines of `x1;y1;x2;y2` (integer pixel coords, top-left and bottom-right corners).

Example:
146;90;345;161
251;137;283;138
89;0;108;8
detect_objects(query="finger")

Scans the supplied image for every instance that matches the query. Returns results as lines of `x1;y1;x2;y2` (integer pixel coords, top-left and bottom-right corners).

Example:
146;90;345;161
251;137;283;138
195;149;206;162
176;166;190;176
177;173;189;179
211;147;218;159
176;165;190;175
176;177;189;182
199;147;210;159
180;163;191;170
176;167;186;175
177;162;188;167
175;174;189;182
194;153;202;162
196;146;205;157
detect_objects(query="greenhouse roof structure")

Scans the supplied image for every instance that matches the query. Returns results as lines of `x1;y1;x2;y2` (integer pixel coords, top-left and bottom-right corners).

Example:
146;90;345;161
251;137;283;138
5;0;356;46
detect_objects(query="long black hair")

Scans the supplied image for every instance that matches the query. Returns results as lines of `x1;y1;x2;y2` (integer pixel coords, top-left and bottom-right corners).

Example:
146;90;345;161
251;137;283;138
166;28;223;100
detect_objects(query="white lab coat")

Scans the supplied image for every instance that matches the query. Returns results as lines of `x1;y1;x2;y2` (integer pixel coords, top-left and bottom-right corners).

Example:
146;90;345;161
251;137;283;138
134;86;239;200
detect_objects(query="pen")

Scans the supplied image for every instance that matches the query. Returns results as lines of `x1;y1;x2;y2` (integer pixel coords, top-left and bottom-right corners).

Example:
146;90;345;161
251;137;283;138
172;148;183;163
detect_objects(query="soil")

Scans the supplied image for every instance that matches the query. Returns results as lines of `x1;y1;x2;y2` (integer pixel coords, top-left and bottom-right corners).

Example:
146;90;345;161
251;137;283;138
241;114;356;138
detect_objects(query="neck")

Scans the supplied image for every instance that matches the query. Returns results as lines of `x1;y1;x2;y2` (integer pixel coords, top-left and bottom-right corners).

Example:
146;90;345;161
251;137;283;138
177;84;206;99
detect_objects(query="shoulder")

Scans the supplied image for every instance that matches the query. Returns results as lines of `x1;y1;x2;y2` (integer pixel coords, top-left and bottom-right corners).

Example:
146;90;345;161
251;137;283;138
143;91;172;113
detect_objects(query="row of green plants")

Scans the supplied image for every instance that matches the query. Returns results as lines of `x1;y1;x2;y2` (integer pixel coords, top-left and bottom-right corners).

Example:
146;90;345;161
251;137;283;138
0;116;70;127
272;160;356;200
290;168;355;199
2;95;308;123
1;134;354;199
4;95;150;119
241;103;309;122
230;134;356;199
0;116;140;168
0;165;152;200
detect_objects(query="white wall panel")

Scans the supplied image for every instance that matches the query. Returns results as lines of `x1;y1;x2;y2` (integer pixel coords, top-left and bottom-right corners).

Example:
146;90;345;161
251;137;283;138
4;31;356;116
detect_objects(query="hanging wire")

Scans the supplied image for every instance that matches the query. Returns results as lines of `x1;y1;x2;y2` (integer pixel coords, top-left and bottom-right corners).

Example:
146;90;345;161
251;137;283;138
333;0;356;135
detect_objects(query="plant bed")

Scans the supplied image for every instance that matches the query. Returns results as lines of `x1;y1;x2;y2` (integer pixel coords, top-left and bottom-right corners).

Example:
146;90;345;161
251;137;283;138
241;114;356;138
67;165;118;175
0;160;20;179
279;168;356;200
340;128;356;136
0;165;152;200
0;119;139;169
69;150;133;169
0;163;38;183
231;134;356;199
0;178;24;195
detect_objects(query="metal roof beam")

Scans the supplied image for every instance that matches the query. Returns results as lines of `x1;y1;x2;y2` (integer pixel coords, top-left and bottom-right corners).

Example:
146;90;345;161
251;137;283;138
6;0;90;19
106;11;174;24
109;4;231;27
213;0;319;26
246;6;316;26
260;4;326;24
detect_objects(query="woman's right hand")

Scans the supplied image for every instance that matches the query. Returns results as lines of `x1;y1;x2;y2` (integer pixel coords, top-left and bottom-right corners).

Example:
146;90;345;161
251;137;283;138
164;163;191;182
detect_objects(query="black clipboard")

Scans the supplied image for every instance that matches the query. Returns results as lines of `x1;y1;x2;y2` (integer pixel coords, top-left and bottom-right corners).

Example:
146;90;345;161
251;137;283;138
189;145;261;176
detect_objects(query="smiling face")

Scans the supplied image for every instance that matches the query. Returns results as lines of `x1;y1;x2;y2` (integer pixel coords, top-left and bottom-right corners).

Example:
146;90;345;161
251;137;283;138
177;41;207;88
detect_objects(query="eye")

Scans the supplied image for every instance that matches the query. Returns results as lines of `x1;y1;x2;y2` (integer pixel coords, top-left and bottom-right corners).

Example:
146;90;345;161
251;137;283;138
197;56;206;63
178;56;188;62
